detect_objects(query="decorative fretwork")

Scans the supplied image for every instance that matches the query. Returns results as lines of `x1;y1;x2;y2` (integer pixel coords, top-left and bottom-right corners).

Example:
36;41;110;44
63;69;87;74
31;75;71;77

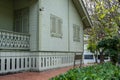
0;29;30;50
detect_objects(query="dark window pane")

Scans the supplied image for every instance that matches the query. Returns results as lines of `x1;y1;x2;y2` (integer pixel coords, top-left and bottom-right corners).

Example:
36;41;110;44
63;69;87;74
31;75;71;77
84;55;93;59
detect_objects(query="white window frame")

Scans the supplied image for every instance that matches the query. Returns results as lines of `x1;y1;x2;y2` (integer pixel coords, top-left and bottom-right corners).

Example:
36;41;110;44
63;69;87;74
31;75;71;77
50;14;63;38
73;24;80;42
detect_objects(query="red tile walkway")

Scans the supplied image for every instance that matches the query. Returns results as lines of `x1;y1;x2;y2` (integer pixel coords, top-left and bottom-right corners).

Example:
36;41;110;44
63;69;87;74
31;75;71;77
0;64;90;80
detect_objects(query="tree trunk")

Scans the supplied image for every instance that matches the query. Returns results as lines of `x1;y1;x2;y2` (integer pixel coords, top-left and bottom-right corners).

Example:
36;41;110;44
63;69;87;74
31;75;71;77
100;52;104;63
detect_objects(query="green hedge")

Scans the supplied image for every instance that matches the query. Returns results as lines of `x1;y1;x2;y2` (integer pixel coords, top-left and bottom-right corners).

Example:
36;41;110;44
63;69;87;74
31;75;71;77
50;63;120;80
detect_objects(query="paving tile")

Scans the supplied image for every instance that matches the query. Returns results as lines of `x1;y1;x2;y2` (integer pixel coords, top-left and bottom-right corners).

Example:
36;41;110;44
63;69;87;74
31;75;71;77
0;65;89;80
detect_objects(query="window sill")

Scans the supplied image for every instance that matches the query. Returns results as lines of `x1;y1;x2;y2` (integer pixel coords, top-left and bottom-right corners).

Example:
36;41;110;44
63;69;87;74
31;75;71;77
51;32;62;38
73;38;80;42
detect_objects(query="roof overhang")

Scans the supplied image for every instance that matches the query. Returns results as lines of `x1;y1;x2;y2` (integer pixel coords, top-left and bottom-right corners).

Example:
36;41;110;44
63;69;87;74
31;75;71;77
72;0;92;29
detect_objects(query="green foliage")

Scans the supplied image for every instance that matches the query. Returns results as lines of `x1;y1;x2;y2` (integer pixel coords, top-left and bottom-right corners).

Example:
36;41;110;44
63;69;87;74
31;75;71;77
92;0;120;37
50;62;120;80
86;27;98;54
85;0;120;63
97;36;120;64
87;41;97;53
97;36;119;49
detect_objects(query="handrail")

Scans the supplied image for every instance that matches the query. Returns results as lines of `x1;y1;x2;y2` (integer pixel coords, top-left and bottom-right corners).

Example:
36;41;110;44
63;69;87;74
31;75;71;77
0;29;30;36
0;29;30;50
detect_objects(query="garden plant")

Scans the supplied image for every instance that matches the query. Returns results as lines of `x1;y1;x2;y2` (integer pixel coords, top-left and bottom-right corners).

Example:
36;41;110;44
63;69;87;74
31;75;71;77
50;62;120;80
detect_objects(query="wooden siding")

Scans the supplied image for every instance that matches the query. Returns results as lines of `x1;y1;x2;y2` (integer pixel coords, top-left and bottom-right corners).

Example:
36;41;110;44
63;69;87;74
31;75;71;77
38;0;84;52
0;0;13;31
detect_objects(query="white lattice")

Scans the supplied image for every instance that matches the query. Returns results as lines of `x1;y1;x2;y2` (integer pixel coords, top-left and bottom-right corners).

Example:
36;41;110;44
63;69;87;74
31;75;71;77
0;30;30;49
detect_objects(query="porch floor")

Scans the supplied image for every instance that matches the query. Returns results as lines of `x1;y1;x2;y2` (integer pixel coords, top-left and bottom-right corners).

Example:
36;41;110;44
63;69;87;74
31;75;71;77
0;64;90;80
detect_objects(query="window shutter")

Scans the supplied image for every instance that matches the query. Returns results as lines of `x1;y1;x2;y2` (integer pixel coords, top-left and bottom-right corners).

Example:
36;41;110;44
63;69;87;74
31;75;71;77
50;14;63;38
77;26;80;41
73;24;80;42
50;15;56;33
57;18;62;35
73;25;76;41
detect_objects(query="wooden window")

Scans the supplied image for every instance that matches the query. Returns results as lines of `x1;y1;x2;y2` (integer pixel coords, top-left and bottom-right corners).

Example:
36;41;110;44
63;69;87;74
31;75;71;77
73;24;80;42
14;8;29;33
50;14;63;38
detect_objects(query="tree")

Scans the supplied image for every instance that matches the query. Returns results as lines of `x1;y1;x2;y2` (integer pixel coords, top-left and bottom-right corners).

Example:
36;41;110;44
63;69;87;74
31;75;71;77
84;0;120;63
86;27;99;63
97;36;120;65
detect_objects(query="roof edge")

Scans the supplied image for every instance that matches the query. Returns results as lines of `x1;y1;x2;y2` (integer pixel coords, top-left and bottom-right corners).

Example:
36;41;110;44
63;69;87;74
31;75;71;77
72;0;92;29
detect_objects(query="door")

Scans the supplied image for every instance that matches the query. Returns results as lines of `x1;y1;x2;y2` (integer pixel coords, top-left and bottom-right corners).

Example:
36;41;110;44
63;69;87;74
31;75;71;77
14;8;29;33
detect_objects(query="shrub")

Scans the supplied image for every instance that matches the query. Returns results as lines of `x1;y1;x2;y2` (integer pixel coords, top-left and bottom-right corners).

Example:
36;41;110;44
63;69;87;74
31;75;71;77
50;62;120;80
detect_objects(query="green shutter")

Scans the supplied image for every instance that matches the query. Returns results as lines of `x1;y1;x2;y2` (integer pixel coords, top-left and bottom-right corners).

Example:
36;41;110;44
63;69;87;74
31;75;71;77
57;18;62;35
50;15;56;34
73;24;80;42
50;14;63;38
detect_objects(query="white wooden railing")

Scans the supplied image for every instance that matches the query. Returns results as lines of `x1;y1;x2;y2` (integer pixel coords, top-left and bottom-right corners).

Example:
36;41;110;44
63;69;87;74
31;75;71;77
0;29;30;50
